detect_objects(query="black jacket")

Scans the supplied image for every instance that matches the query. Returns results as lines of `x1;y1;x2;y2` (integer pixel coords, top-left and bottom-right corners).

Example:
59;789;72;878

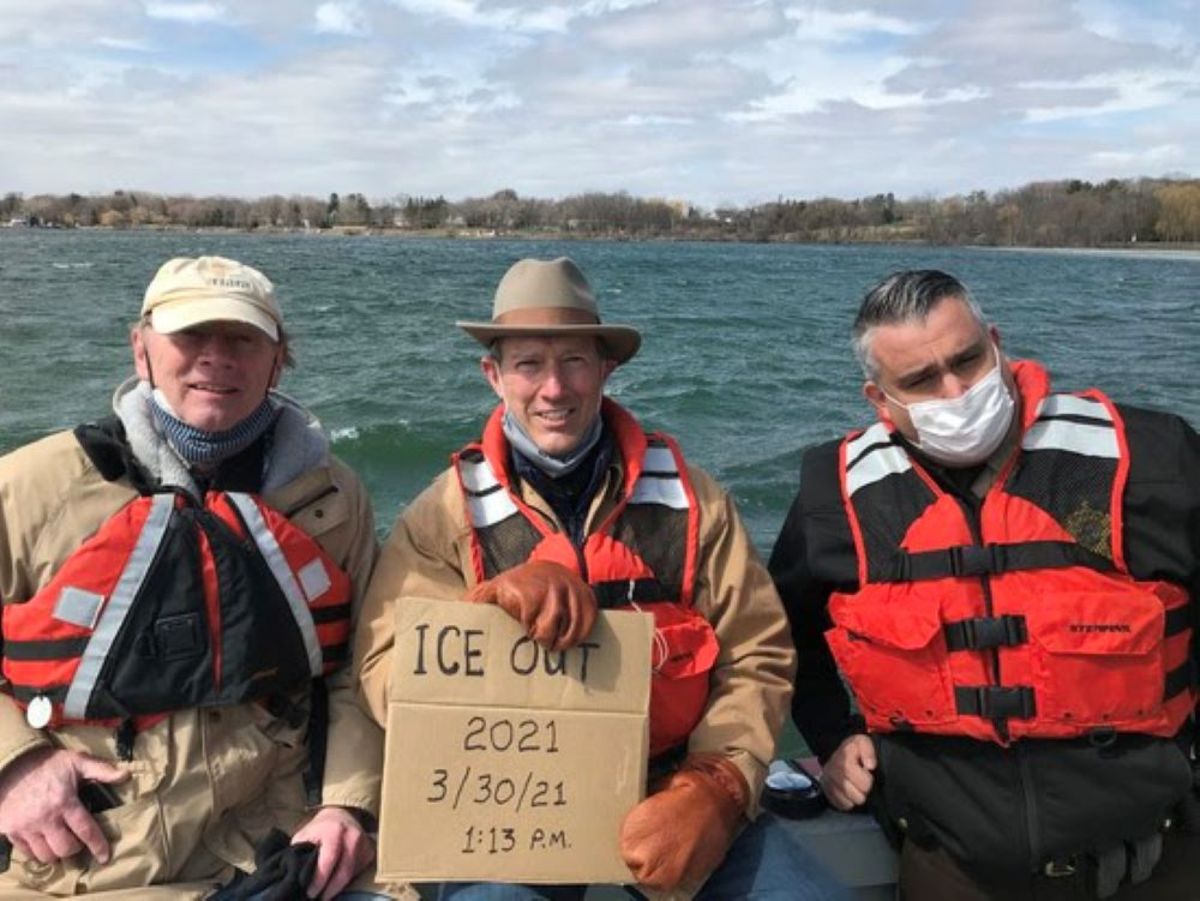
769;401;1200;881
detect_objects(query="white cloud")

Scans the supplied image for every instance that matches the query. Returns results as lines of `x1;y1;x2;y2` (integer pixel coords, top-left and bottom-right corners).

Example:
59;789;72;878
143;2;228;25
1020;63;1200;121
1088;144;1186;167
589;0;784;52
1075;0;1194;50
95;36;152;52
314;1;369;36
783;5;926;42
1;0;1197;206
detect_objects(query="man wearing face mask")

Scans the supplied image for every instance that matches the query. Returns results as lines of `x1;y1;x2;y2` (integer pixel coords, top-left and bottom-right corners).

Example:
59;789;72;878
770;270;1199;899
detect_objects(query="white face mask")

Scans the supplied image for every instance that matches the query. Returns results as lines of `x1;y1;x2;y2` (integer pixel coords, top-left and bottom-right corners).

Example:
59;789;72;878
885;347;1015;466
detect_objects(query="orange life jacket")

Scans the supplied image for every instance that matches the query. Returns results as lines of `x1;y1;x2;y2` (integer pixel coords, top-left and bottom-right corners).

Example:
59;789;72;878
826;362;1194;744
3;490;351;733
453;399;715;756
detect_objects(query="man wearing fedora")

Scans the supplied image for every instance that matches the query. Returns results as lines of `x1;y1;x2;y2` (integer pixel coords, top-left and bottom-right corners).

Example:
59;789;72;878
0;256;409;899
354;257;846;899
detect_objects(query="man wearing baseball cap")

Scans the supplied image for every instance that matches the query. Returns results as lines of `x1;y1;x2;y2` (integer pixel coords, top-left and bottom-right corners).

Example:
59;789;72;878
0;256;410;899
355;257;846;899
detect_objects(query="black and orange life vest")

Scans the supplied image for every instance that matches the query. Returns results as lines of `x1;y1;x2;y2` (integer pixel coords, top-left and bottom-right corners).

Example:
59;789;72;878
825;361;1194;744
2;490;351;732
453;399;715;756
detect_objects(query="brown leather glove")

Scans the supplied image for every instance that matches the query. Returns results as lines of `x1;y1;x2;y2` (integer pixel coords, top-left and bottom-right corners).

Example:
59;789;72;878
619;753;749;892
465;560;597;650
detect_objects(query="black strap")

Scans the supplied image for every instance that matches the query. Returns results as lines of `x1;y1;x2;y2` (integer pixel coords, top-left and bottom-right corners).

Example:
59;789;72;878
321;642;349;666
8;684;68;704
944;615;1028;651
2;637;90;661
115;718;136;761
1165;604;1192;638
954;685;1037;719
883;541;1116;583
304;677;329;807
310;603;351;625
592;577;668;609
1165;661;1195;701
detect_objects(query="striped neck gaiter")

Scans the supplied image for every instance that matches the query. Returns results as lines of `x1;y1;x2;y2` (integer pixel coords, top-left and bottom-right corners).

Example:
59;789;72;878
151;390;279;465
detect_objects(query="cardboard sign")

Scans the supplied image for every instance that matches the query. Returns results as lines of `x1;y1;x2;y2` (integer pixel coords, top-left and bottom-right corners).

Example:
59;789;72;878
377;597;653;884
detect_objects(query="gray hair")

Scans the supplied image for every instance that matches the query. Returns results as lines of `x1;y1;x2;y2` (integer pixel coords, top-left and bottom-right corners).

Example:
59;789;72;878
852;270;987;378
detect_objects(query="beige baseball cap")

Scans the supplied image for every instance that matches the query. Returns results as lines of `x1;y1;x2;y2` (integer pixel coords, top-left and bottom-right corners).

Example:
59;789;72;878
457;257;641;364
141;256;282;340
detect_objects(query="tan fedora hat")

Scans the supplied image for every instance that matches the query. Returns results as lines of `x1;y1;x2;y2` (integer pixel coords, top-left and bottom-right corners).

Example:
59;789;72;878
457;257;641;364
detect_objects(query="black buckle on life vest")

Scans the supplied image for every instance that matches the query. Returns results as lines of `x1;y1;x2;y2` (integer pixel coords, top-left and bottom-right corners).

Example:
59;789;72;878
887;544;999;581
949;545;996;577
944;615;1028;651
954;685;1036;720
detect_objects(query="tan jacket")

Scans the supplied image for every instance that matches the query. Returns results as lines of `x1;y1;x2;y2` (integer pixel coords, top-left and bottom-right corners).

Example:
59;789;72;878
0;421;399;898
355;427;797;817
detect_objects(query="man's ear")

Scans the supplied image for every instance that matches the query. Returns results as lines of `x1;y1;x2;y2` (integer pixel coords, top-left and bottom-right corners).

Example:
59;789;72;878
269;345;285;388
481;355;505;401
863;381;891;424
131;325;151;381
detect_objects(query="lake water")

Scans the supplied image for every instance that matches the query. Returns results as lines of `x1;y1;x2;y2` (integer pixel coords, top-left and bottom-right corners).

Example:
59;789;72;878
2;230;1197;553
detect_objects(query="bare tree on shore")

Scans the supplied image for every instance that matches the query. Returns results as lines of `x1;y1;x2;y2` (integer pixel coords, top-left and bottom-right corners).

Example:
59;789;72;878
4;177;1198;246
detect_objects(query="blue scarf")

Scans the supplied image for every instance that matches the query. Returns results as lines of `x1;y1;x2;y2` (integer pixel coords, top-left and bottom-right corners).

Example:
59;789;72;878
502;410;604;478
151;391;279;466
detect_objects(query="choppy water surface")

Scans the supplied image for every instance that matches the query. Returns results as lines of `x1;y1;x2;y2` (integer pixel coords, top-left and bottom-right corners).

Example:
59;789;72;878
2;231;1197;551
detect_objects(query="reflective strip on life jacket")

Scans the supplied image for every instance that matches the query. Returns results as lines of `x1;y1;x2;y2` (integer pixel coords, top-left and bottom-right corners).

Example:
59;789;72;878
227;492;324;678
1023;393;1119;458
628;445;690;509
459;455;521;528
845;423;913;497
63;493;175;719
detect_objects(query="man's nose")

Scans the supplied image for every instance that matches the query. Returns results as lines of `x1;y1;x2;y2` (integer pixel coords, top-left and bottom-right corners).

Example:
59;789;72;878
940;373;971;398
539;365;567;396
196;335;237;362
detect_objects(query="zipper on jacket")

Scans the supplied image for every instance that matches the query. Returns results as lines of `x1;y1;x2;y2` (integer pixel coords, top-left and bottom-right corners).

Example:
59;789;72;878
1016;741;1042;871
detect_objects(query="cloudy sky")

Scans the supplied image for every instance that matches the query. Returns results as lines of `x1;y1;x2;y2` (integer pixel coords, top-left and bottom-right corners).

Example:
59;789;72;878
0;0;1196;207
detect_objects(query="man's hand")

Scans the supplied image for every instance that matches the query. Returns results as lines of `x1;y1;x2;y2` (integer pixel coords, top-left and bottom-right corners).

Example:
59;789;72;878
619;753;748;892
821;734;876;811
466;560;597;650
0;746;127;864
291;806;375;901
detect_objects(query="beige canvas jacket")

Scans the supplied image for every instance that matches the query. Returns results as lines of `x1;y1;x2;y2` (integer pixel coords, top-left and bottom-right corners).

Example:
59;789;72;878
355;427;797;819
0;415;406;898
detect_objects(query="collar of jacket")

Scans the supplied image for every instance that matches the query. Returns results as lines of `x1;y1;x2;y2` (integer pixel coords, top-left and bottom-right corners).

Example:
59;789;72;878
110;377;330;497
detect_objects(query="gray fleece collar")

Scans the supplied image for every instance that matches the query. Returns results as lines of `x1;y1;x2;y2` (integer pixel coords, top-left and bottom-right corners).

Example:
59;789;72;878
112;378;330;495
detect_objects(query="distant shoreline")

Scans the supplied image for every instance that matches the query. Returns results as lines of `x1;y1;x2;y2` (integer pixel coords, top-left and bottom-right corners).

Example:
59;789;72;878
4;223;1199;257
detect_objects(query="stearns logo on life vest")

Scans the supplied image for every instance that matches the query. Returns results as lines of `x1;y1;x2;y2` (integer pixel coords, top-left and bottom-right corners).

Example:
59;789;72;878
825;363;1194;744
453;399;716;757
2;491;351;730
